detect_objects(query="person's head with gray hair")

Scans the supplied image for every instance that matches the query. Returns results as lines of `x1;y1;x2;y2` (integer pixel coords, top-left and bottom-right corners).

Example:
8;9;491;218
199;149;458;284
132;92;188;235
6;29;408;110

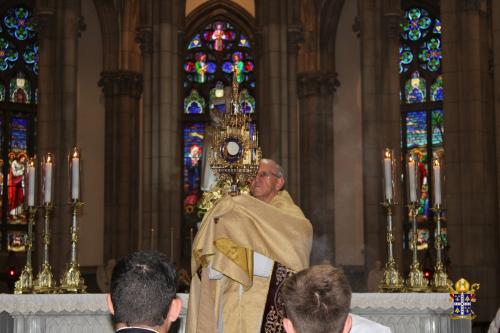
250;158;285;203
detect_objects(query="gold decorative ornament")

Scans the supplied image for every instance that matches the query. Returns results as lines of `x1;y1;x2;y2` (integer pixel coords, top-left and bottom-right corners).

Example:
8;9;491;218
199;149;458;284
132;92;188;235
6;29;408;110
15;206;37;294
33;203;57;293
449;278;480;320
206;71;261;197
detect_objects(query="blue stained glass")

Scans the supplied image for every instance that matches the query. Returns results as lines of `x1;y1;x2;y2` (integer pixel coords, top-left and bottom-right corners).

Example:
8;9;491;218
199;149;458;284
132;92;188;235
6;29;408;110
0;38;19;71
419;38;442;72
239;89;255;114
433;19;442;34
23;43;38;74
10;116;28;152
431;109;444;145
3;6;37;41
183;123;205;214
431;76;443;101
401;8;432;41
399;45;413;73
405;71;426;104
239;34;250;47
188;34;202;49
222;61;233;73
184;89;206;114
406;111;428;148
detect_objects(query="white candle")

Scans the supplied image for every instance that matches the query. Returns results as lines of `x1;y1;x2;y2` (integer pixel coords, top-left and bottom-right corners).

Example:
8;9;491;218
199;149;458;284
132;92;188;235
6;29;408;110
408;158;417;202
71;157;79;200
384;155;393;201
44;161;52;203
433;160;441;205
28;164;36;207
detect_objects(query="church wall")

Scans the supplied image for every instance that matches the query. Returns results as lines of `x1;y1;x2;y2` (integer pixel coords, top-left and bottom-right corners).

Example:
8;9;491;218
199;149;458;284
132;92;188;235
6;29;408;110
333;0;364;268
186;0;255;17
77;0;105;266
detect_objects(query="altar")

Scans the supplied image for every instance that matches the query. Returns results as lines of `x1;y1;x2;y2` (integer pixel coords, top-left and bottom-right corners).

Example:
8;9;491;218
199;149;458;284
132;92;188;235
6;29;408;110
0;293;470;333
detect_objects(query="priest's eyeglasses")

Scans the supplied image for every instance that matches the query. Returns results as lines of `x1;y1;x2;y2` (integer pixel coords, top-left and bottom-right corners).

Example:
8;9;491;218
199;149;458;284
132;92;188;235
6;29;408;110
256;171;280;179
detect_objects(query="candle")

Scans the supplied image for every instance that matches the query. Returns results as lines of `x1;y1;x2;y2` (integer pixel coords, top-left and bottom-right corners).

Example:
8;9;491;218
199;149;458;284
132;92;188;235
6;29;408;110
71;154;79;200
433;159;442;205
383;151;393;201
28;162;36;207
408;157;417;202
44;160;53;203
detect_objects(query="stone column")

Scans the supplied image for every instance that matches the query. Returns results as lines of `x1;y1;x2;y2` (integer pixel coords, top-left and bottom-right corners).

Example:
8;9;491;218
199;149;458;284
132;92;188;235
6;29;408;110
298;72;339;264
256;0;299;198
137;0;153;250
442;0;498;321
153;0;183;262
359;0;403;276
99;71;142;260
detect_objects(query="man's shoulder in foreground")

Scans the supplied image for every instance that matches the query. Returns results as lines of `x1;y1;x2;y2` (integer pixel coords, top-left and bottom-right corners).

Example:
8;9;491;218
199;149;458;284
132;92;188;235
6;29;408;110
350;313;392;333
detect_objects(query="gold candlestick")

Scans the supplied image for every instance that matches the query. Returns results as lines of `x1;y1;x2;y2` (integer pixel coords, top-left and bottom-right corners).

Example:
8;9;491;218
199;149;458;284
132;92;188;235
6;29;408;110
405;203;429;292
14;206;37;294
33;203;57;293
60;200;86;293
431;204;451;292
379;200;404;292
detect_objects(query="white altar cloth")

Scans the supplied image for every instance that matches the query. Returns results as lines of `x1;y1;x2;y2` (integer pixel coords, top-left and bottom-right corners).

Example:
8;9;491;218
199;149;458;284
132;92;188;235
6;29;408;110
0;293;470;333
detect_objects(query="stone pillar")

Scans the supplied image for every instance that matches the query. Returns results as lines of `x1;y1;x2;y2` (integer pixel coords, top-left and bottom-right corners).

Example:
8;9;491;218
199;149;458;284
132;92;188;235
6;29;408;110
137;0;153;250
35;0;83;274
153;0;183;262
256;0;300;199
442;0;498;321
359;0;403;276
99;71;142;260
298;72;338;264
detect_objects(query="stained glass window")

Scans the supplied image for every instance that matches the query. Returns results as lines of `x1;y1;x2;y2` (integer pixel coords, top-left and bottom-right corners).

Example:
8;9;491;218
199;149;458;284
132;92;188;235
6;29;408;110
181;19;255;238
400;5;445;267
0;3;38;252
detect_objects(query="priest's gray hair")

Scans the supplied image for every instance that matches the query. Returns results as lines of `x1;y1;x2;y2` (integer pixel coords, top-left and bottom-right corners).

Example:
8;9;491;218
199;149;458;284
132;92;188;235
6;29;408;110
261;158;285;179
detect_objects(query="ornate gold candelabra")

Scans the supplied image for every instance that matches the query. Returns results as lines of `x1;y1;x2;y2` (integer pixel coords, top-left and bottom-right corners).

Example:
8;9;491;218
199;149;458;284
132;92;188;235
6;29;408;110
33;203;57;293
404;152;428;292
431;204;451;292
379;200;405;292
379;148;404;292
60;147;86;293
60;200;86;293
14;206;37;294
405;203;429;292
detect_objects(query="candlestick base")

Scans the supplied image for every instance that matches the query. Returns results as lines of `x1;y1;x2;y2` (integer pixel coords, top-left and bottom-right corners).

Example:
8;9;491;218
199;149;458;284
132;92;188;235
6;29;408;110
432;262;452;292
33;263;57;293
405;262;429;292
379;258;404;292
60;262;87;293
14;265;34;294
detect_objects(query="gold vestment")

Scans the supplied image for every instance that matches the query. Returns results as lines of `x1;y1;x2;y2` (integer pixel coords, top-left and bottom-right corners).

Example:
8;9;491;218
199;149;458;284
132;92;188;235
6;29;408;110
186;191;312;333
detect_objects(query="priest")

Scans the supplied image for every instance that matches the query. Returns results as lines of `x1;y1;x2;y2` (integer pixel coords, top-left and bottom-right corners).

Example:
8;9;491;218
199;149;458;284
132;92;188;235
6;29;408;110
186;159;312;333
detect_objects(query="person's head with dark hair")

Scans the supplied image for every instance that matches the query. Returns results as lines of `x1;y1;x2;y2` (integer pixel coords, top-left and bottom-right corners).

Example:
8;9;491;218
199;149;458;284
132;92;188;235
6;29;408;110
107;251;182;333
281;265;353;333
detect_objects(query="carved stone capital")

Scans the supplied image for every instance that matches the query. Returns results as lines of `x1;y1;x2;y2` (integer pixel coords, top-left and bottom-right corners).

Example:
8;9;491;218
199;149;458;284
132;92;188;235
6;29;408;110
287;25;304;55
384;11;402;39
33;8;55;37
297;72;340;98
136;27;153;54
98;71;143;99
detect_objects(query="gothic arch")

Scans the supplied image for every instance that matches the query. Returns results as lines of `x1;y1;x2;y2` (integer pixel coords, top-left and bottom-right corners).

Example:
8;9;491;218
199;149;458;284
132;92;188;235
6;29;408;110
185;0;255;39
92;0;119;70
319;0;344;72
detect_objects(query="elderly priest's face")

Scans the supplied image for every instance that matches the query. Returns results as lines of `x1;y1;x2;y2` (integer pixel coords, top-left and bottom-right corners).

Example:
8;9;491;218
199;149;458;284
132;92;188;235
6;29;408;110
250;160;284;203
